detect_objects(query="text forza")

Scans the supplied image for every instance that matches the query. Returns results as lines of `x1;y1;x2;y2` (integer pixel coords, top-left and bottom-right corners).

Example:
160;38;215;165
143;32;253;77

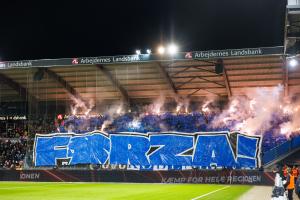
34;132;261;169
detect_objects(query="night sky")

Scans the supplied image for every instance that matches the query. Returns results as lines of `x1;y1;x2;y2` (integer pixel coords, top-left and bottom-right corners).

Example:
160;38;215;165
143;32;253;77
0;0;287;61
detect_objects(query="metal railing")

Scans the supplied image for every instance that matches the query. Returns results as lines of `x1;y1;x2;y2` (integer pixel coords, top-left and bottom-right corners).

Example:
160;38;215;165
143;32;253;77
262;135;300;165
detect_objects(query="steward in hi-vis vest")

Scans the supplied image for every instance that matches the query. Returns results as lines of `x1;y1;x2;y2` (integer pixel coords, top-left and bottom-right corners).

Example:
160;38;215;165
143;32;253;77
285;169;295;200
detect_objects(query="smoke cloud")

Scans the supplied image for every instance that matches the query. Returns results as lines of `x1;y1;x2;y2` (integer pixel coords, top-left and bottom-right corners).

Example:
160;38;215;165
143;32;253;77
209;85;300;137
65;85;300;138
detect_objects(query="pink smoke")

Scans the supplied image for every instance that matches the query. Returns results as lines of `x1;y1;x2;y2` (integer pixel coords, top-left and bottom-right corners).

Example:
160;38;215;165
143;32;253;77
208;85;300;137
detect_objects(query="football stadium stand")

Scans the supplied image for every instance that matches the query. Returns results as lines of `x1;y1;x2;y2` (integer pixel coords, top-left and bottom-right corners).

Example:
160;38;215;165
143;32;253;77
0;2;300;187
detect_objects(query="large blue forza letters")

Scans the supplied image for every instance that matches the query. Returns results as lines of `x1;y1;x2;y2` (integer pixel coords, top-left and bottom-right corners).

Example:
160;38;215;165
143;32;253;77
34;132;261;169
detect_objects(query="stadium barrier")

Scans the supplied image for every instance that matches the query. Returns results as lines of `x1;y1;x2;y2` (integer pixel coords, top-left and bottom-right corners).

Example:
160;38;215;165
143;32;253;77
0;169;275;185
263;135;300;165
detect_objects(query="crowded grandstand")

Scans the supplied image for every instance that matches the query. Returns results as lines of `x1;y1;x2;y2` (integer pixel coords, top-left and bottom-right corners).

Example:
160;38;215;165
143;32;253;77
1;0;300;200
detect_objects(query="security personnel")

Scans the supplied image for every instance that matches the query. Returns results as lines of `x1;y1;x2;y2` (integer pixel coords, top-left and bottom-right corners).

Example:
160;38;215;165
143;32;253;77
285;169;295;200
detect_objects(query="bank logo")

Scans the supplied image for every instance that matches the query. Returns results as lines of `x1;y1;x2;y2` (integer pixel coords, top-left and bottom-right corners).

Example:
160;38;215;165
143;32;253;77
185;52;192;59
72;58;79;65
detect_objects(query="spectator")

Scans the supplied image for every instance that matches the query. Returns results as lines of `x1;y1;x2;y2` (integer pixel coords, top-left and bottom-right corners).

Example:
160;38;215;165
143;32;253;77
0;139;27;170
295;175;300;199
292;166;299;183
284;169;295;200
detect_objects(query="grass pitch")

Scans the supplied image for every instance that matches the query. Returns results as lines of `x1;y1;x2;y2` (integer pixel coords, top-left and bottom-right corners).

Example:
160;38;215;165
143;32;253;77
0;182;251;200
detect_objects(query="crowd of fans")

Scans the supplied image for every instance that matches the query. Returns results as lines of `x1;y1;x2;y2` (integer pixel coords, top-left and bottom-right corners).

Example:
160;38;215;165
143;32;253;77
0;111;297;169
0;139;27;169
0;120;29;169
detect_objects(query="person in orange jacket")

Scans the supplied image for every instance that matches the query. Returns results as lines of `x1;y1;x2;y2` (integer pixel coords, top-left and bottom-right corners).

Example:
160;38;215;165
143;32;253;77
285;169;295;200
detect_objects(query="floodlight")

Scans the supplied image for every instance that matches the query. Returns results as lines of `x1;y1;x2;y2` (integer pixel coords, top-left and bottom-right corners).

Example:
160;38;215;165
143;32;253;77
146;49;152;54
289;58;298;68
167;44;178;55
135;49;141;55
158;46;165;54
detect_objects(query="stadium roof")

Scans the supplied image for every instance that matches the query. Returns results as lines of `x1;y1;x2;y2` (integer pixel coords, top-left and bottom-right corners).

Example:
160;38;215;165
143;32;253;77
0;46;298;103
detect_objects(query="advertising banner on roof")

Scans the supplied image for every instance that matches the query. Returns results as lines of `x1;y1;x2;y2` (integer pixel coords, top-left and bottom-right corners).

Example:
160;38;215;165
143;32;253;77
0;46;283;69
192;46;283;59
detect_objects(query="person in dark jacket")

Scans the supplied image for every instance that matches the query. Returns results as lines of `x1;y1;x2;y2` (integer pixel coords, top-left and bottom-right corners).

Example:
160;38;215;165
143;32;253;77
292;166;299;183
283;165;288;180
295;175;300;199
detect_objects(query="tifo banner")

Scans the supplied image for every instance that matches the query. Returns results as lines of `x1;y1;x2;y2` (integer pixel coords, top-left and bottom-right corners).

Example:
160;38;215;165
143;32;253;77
34;132;261;169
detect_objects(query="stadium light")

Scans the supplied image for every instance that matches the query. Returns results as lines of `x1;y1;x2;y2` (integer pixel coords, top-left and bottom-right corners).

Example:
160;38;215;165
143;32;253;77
288;58;298;68
135;49;141;55
146;49;152;54
167;44;178;55
157;46;165;54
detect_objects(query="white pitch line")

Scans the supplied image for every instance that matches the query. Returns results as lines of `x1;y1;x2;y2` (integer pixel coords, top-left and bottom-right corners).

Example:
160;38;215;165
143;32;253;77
191;185;231;200
0;183;72;190
0;187;30;190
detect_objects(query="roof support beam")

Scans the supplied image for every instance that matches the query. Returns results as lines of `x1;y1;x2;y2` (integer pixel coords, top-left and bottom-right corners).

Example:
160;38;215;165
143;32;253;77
96;65;129;105
176;76;224;89
197;76;225;87
43;68;86;103
156;62;178;97
223;65;232;97
170;66;193;77
193;66;223;76
0;73;37;102
187;88;220;97
282;57;289;97
176;77;197;89
170;66;222;78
